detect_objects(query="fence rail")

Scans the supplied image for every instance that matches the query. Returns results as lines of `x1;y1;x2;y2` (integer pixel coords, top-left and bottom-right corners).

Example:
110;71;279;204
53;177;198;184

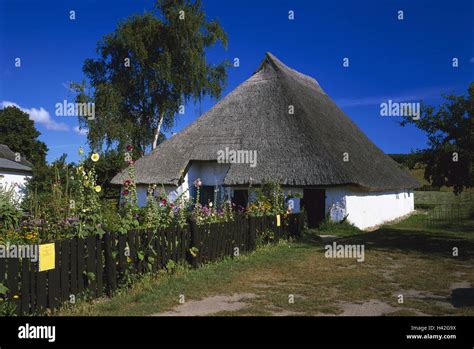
422;203;474;225
414;191;474;226
0;213;304;315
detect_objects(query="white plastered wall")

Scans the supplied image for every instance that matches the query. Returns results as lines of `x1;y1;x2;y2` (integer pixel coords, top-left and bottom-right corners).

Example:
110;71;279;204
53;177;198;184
135;163;304;209
325;186;414;229
135;162;230;207
0;170;31;202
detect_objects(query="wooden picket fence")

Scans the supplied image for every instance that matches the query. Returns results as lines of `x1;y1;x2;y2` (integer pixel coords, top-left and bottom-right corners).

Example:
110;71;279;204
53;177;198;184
0;213;304;315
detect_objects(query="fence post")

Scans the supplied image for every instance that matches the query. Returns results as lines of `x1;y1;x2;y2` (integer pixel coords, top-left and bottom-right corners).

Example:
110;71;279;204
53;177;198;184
60;239;70;302
6;258;20;315
20;259;31;315
188;220;199;268
103;232;117;296
248;216;256;251
46;243;60;309
297;213;304;237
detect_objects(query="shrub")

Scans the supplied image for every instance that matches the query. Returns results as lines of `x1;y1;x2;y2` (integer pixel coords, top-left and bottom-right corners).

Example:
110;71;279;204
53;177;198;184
247;181;289;217
0;185;22;232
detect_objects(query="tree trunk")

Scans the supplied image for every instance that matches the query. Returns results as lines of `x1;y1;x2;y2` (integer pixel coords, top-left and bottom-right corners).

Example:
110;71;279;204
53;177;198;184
152;113;164;150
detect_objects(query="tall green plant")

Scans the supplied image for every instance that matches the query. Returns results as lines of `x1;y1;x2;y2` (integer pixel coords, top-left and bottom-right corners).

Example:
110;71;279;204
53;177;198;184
73;148;104;237
0;185;22;232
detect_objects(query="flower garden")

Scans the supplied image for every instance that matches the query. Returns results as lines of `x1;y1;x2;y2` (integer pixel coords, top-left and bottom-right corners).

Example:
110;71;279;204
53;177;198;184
0;148;304;315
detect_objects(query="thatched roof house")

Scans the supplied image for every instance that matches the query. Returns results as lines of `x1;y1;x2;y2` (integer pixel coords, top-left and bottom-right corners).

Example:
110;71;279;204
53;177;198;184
112;53;418;229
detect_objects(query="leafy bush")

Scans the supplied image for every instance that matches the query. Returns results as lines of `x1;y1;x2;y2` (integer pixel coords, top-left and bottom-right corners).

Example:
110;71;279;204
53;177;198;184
0;283;16;316
247;181;291;217
0;185;22;232
100;201;123;232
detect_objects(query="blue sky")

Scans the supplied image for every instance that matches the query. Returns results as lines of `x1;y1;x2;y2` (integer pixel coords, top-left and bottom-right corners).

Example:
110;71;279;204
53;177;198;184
0;0;472;163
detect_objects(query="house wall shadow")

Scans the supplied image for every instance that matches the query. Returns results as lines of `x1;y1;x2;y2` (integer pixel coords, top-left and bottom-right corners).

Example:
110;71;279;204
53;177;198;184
301;227;474;261
451;288;474;307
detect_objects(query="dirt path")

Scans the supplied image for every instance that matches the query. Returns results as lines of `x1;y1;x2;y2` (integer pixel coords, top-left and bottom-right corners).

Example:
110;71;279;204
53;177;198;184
152;293;257;316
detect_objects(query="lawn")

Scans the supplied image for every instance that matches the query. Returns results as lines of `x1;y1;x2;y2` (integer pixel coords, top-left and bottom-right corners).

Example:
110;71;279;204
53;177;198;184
59;210;474;316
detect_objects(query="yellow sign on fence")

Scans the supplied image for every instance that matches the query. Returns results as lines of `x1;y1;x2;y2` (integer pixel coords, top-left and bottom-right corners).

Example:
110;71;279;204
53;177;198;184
39;243;55;272
276;215;281;227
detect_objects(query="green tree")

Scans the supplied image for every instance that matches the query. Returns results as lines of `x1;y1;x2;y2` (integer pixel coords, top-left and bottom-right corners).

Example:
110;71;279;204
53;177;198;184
400;83;473;194
388;153;423;170
84;150;126;198
0;106;48;169
72;0;229;154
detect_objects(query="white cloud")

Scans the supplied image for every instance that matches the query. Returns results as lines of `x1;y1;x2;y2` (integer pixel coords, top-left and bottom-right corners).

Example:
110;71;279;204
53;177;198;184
0;101;69;131
335;86;450;108
74;126;88;136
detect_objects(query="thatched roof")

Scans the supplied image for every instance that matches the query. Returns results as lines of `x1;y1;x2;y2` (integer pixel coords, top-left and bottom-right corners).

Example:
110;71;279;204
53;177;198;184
0;144;33;173
112;52;419;191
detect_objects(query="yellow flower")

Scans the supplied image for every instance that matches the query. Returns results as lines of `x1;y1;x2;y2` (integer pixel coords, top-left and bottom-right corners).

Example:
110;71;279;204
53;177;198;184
94;185;102;193
127;257;132;263
91;153;100;162
13;295;19;299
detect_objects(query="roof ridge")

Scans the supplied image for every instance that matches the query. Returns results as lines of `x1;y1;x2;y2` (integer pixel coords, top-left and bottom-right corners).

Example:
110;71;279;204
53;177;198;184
254;52;324;93
0;144;33;168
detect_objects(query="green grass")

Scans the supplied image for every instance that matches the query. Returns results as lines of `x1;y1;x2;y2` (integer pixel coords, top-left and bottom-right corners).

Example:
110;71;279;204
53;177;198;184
312;219;361;238
58;213;474;317
415;191;474;206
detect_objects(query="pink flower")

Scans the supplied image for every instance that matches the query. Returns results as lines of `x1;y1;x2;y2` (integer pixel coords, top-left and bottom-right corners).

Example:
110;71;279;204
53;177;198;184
128;160;135;165
123;179;132;187
126;144;133;152
160;198;167;206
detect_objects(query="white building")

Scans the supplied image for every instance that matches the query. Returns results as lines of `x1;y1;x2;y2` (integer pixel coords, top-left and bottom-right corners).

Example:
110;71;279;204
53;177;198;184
112;53;418;230
0;144;33;202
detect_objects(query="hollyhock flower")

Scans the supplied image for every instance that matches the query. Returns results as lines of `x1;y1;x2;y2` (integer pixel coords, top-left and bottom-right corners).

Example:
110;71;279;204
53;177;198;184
128;160;134;165
123;189;129;196
126;144;133;152
94;185;102;193
91;153;100;162
123;179;132;187
193;178;202;188
160;198;167;206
